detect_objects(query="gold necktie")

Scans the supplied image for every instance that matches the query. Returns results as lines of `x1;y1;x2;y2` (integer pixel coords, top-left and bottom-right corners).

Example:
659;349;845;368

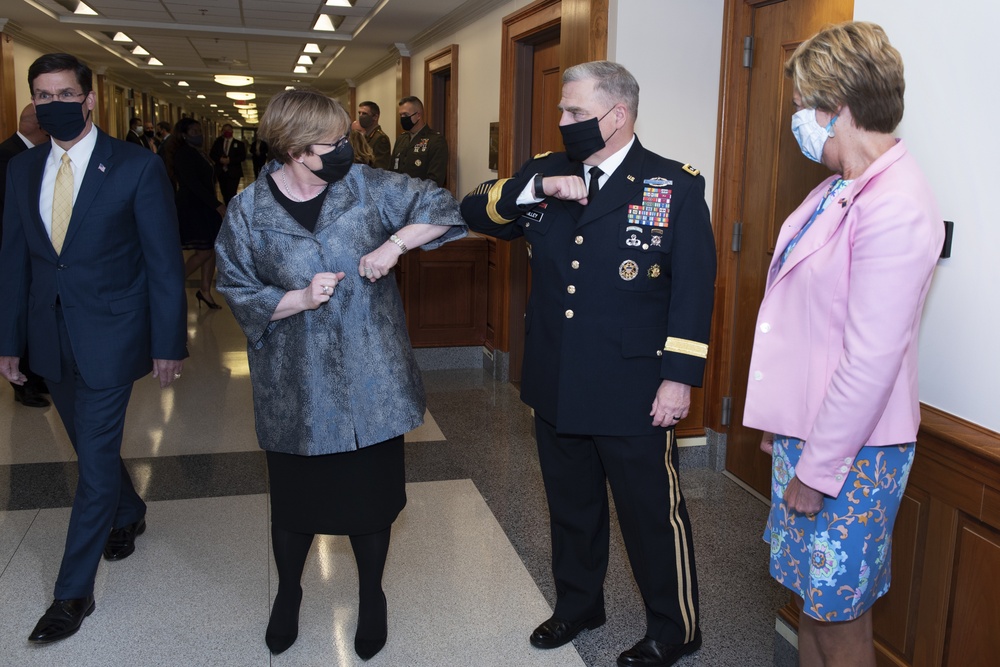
51;153;73;254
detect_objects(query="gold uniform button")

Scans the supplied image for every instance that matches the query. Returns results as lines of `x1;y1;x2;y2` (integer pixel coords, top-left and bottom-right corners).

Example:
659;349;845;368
565;310;574;319
571;260;580;269
574;236;584;245
567;285;576;294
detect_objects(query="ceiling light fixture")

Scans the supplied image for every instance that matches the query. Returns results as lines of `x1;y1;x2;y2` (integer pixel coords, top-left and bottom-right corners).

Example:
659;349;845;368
214;74;254;87
226;92;256;101
313;15;336;31
148;58;163;66
297;56;314;66
113;32;131;42
197;94;206;99
177;81;189;87
131;46;149;56
326;0;353;6
293;66;308;74
74;2;98;15
303;43;322;54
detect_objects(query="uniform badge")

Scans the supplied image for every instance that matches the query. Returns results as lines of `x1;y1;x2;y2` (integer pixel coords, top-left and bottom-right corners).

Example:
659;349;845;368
644;177;673;188
415;159;422;167
626;234;641;247
648;264;661;279
682;164;700;177
651;235;662;247
628;186;672;228
619;260;639;281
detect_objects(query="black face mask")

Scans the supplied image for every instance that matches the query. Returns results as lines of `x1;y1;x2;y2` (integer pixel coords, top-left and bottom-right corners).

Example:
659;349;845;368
358;115;374;130
36;101;90;142
559;107;616;162
400;114;417;132
185;134;204;148
311;143;354;183
144;130;155;138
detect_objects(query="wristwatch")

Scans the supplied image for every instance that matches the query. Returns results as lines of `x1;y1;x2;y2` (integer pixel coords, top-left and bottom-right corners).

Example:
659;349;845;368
532;173;545;200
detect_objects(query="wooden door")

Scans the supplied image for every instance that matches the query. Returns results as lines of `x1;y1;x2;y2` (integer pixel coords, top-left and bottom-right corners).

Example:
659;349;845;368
724;0;853;495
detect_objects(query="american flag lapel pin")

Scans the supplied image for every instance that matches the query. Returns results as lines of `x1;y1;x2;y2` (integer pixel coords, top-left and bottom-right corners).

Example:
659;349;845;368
98;164;106;172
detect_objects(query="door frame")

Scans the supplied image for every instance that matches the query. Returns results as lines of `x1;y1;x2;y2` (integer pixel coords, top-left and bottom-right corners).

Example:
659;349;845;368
423;45;458;196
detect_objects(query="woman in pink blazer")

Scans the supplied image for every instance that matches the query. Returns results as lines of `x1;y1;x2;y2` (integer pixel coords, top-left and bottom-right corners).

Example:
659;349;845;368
742;22;943;667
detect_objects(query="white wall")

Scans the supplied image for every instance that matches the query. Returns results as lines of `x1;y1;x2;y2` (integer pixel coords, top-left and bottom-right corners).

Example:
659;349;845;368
355;66;400;147
609;0;725;209
854;1;1000;431
14;40;47;112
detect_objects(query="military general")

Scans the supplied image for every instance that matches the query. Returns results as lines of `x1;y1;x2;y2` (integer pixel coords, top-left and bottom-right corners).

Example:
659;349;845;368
460;61;716;667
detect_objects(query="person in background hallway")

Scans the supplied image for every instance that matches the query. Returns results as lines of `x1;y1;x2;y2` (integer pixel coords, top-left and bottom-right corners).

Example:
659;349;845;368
142;121;157;150
390;96;447;187
0;52;187;644
155;121;172;155
1;103;51;408
250;136;269;178
210;122;247;204
461;60;716;667
354;100;391;170
349;128;375;167
125;116;150;149
171;118;226;309
215;90;466;660
742;22;944;667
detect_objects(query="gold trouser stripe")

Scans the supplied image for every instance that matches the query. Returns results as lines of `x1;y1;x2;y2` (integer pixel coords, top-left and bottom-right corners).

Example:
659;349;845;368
487;178;516;225
664;337;708;359
664;429;698;642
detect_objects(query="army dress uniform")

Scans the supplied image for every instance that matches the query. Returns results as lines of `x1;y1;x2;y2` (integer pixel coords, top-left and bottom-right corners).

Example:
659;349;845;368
365;125;392;170
391;125;448;187
460;138;716;647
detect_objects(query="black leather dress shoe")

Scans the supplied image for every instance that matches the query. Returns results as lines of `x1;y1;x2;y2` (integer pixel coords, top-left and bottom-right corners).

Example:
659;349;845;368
28;596;96;643
13;385;50;408
103;518;146;561
617;630;702;667
529;612;606;649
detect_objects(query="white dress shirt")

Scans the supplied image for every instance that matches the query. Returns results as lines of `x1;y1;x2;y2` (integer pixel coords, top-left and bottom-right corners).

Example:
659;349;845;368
39;124;98;238
517;134;636;205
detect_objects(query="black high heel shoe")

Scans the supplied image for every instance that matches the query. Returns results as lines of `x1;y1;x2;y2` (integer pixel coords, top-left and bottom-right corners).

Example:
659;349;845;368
265;587;303;655
354;591;387;660
195;290;222;310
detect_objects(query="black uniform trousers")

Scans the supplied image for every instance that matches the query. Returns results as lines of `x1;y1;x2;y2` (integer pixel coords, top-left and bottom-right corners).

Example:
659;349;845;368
535;414;699;645
47;308;146;599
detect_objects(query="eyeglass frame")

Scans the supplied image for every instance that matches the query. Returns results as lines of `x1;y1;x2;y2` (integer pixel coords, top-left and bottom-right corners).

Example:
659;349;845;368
310;134;350;154
32;90;88;103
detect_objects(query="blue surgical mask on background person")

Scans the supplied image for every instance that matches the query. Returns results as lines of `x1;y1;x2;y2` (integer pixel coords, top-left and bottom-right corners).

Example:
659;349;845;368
791;108;838;163
35;101;89;142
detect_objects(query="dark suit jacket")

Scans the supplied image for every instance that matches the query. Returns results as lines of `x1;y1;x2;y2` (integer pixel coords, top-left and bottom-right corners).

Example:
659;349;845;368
209;136;247;183
0;129;188;388
461;139;716;436
0;133;31;240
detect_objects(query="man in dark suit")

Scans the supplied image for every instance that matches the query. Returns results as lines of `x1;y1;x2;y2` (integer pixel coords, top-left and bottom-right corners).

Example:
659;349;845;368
0;53;188;644
0;103;50;407
391;96;448;187
209;123;247;203
461;61;716;667
125;116;145;147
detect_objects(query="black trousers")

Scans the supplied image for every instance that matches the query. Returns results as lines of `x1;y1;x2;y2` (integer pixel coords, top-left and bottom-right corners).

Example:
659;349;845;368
534;414;699;645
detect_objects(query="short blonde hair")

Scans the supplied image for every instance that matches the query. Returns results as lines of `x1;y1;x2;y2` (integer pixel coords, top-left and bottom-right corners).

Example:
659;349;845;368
786;21;904;133
260;90;350;164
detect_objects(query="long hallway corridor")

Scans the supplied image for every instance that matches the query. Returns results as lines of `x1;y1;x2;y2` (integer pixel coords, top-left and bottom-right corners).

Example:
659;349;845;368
0;288;785;666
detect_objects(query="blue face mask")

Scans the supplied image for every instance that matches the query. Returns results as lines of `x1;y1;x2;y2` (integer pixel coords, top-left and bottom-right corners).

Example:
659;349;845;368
35;100;90;142
791;108;838;163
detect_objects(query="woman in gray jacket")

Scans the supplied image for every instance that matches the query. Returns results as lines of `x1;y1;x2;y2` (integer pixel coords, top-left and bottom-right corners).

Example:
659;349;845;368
215;90;466;660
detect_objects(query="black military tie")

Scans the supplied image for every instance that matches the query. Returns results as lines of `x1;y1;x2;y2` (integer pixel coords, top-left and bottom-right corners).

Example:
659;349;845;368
587;166;604;204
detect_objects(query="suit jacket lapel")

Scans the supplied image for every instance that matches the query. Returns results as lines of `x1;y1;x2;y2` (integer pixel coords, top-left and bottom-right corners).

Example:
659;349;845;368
62;130;112;252
25;144;52;255
577;139;645;227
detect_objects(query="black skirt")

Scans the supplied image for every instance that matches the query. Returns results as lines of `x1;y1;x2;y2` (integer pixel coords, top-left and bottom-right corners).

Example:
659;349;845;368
266;436;406;535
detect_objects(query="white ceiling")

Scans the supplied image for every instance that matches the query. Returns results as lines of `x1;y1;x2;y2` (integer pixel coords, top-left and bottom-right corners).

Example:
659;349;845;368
2;0;495;123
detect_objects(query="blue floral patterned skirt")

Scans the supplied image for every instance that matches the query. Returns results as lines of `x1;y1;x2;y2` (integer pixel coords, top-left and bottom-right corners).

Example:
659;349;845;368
764;436;915;621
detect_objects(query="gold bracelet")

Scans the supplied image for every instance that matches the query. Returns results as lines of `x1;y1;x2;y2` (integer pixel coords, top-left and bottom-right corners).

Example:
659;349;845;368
389;234;408;254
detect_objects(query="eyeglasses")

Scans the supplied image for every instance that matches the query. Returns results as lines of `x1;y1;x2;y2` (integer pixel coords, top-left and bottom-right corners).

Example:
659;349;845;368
32;90;86;103
312;134;350;153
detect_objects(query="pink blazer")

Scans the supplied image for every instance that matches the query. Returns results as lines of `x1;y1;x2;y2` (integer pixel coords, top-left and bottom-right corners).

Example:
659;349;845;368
743;140;943;497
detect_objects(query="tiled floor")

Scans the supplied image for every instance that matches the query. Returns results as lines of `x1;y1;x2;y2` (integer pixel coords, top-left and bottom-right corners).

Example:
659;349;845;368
0;288;787;666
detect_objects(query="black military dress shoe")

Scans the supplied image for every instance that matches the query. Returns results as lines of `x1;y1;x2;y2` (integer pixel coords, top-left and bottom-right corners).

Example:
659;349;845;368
28;596;96;643
13;385;50;408
103;518;146;560
617;630;702;667
529;611;606;649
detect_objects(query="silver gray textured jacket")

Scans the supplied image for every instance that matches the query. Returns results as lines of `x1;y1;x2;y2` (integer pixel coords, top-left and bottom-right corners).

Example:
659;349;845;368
215;161;467;455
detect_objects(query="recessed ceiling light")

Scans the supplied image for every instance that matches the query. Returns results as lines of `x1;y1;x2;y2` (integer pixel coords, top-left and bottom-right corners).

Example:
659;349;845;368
285;86;295;90
74;2;98;15
210;104;218;107
293;66;308;74
197;94;206;99
226;92;256;101
113;32;131;42
326;0;353;6
303;43;322;54
313;15;336;31
148;58;163;66
297;56;314;66
214;75;254;87
177;81;189;87
131;46;149;56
